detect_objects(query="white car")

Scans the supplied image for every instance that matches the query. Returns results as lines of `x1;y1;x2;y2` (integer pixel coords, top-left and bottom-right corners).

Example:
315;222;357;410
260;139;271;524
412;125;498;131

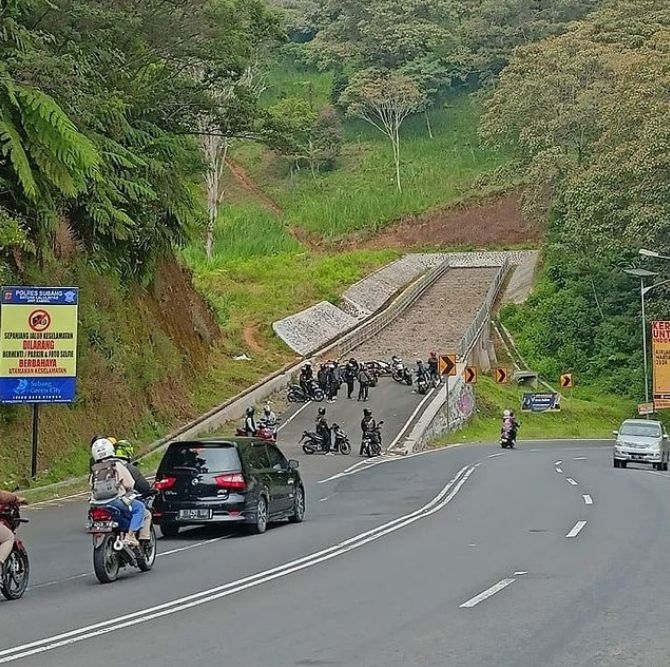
613;419;669;470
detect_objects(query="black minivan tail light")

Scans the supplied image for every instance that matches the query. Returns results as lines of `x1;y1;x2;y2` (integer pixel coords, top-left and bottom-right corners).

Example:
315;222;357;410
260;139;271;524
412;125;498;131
214;473;246;491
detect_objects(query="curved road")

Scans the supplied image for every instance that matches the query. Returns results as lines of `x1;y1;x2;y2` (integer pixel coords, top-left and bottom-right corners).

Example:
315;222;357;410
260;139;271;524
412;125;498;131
6;437;670;666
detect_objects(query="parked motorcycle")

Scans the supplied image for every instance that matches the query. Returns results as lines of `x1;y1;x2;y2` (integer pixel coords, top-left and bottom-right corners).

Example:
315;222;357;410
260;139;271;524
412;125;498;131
300;424;351;455
361;421;384;458
416;374;429;395
364;360;391;377
87;492;157;584
391;357;413;386
0;502;29;600
287;379;325;403
235;418;279;442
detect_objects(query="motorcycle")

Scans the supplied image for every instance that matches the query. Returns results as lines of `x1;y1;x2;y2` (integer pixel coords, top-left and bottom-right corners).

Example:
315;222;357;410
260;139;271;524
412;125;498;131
416;374;429;395
287;379;325;403
391;358;413;386
364;360;391;377
0;503;29;600
300;424;351;455
500;425;517;449
236;418;279;442
87;492;157;584
361;421;384;458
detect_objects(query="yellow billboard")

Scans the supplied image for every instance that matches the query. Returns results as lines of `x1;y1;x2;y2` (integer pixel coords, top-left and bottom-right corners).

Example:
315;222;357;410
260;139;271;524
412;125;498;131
0;287;79;403
652;321;670;410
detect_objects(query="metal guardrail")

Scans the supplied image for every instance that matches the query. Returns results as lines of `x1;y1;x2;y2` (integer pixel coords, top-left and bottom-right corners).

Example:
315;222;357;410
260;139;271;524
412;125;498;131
457;257;511;359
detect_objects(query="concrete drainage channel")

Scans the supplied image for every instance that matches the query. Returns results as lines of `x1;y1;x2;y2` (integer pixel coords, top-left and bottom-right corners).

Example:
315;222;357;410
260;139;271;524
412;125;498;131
28;252;522;498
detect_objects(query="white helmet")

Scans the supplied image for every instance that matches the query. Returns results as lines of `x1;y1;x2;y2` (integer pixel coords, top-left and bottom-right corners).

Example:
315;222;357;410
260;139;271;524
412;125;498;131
91;438;115;462
503;410;512;418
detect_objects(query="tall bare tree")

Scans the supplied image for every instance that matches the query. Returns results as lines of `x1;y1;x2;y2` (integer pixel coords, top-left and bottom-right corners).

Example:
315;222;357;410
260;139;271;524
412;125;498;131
341;69;425;192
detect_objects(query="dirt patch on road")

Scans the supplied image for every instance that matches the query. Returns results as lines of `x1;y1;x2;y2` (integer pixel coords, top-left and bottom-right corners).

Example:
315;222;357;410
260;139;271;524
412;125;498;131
350;193;540;250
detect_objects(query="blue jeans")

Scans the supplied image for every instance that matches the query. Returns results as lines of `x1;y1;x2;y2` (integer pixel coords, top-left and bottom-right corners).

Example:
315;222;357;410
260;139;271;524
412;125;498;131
109;498;145;532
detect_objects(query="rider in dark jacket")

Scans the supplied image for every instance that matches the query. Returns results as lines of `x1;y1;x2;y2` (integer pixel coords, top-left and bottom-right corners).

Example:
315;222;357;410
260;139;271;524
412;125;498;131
316;407;332;454
360;408;379;456
300;363;314;396
244;407;257;436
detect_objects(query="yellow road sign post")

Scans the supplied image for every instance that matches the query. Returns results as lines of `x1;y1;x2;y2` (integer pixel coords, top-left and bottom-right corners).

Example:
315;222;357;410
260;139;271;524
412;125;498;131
495;368;509;384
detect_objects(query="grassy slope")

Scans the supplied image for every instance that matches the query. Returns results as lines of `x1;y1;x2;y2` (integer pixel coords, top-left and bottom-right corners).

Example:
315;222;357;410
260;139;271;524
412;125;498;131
231;67;508;239
437;377;635;446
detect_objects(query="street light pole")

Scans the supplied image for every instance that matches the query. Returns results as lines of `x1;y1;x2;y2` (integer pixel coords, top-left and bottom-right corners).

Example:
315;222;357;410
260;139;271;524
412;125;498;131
640;276;650;404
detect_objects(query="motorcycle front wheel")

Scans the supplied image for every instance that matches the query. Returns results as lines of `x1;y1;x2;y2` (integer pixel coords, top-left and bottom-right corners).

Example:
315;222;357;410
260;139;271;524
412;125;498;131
93;534;120;584
311;389;325;402
339;439;352;455
1;548;29;600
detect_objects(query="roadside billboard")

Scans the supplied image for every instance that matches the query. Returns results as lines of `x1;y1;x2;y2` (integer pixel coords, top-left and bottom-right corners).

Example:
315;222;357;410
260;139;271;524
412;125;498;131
652;321;670;410
0;287;79;404
521;393;561;413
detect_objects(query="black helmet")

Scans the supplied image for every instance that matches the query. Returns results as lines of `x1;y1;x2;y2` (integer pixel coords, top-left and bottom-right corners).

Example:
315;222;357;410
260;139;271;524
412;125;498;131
246;406;255;416
363;408;372;418
349;358;356;364
318;407;326;416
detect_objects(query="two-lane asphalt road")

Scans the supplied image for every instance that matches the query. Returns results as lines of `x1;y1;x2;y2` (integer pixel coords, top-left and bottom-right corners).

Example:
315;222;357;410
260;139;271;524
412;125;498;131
5;438;670;666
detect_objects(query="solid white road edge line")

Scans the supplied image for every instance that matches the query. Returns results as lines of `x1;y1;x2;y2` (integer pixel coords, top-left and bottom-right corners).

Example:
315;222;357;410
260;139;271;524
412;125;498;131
460;577;517;609
583;495;593;505
385;387;437;452
566;521;587;538
0;464;478;663
277;400;311;432
566;478;578;486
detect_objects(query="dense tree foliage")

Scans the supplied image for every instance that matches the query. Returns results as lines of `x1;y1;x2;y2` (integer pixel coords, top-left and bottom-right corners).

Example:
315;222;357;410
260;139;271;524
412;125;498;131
488;0;670;396
0;0;278;276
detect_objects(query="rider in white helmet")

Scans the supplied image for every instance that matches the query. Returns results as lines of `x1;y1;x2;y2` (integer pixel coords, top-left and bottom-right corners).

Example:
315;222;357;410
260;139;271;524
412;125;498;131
90;438;144;547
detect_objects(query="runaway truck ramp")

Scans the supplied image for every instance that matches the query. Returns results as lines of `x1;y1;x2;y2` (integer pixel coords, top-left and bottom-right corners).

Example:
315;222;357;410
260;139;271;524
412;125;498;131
351;267;501;361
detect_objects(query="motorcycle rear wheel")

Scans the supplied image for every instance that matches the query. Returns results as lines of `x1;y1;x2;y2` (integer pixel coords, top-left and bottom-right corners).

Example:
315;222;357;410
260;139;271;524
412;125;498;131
138;525;157;572
311;389;325;402
1;548;29;600
287;390;301;403
93;535;120;584
302;444;315;454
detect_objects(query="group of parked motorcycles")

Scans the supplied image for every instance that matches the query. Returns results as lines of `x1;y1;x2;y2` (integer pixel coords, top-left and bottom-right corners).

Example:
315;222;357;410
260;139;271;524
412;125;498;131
391;356;440;395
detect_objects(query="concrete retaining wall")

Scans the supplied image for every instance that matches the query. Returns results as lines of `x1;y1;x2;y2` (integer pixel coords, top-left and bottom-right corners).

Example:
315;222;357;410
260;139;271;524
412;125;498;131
341;253;446;318
272;302;358;357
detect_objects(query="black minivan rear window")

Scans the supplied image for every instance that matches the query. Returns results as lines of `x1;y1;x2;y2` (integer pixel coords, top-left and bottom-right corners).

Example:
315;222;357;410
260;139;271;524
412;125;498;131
161;443;241;474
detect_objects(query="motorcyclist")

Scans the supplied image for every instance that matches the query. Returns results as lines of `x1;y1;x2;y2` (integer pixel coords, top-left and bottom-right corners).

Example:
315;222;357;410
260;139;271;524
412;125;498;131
0;489;26;576
244;406;257;436
89;438;144;547
358;364;372;401
502;409;520;442
360;408;379;456
113;439;152;542
427;352;440;384
416;359;429;383
262;403;278;427
315;407;333;455
344;359;358;399
300;362;314;397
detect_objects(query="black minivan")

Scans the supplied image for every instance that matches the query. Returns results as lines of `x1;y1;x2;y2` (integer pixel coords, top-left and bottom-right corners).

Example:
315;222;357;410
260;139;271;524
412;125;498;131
153;438;305;537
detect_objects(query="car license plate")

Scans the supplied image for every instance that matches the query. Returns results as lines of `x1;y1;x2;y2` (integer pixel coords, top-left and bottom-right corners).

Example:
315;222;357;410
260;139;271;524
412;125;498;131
178;509;212;520
88;521;114;533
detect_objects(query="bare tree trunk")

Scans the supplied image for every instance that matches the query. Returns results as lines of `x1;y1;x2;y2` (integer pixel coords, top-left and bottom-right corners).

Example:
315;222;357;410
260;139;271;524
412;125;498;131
424;110;433;139
393;123;402;193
